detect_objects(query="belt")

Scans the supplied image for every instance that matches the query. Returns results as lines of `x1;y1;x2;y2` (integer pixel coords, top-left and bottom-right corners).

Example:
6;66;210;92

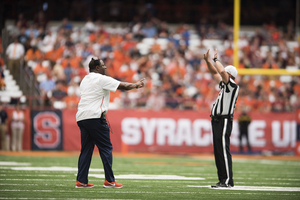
210;114;233;121
100;113;106;120
9;58;21;60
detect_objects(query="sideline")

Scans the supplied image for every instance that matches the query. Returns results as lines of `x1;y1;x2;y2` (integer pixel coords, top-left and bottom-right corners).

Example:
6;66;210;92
0;151;299;161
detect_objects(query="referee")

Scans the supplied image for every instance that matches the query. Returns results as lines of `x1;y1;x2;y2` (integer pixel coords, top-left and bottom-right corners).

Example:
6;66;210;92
75;58;145;189
203;49;239;188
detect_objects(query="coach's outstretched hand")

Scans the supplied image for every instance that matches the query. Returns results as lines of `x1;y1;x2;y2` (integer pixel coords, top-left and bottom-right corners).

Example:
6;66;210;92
136;78;145;89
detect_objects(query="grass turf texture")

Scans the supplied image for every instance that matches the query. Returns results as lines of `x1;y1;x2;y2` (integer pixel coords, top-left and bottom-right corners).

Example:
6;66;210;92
0;153;299;200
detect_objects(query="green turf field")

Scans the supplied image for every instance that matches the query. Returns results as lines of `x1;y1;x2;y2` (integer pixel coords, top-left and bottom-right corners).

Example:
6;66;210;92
0;153;299;200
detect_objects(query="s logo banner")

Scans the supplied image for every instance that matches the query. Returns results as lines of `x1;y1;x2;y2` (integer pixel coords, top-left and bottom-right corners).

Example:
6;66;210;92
31;110;63;150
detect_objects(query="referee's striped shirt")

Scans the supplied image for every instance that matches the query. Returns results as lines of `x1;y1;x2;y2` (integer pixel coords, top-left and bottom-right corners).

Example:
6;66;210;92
211;78;239;116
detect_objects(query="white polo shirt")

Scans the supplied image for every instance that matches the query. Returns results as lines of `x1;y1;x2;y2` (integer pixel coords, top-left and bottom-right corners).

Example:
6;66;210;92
6;43;25;60
76;72;120;122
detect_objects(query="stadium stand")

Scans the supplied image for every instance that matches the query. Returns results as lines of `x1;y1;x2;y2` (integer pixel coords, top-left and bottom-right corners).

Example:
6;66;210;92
1;1;299;113
0;70;23;103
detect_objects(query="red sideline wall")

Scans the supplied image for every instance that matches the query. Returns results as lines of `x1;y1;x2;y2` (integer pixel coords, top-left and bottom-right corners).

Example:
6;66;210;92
62;109;297;153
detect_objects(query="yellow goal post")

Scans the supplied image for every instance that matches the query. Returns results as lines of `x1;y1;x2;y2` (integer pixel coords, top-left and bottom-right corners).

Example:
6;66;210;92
234;0;300;76
237;68;300;76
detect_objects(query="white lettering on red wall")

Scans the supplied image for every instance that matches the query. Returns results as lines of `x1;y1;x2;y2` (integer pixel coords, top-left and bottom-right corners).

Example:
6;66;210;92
121;118;296;149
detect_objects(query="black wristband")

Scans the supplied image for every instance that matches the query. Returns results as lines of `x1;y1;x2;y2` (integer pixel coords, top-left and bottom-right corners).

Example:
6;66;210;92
213;58;219;62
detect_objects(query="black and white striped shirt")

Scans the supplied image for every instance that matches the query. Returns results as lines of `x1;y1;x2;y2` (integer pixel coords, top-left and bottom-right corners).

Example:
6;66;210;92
211;78;239;116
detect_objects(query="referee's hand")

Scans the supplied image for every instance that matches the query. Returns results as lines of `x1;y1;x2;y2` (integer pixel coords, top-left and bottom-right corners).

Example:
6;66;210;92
213;49;218;60
204;49;210;61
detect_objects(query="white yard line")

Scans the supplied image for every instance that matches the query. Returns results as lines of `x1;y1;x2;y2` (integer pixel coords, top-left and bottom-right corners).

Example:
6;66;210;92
0;166;103;172
0;198;138;200
88;174;205;180
0;189;298;196
187;185;300;192
0;162;31;166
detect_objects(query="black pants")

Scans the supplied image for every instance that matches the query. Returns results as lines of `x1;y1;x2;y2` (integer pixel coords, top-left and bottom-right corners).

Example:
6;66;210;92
211;117;234;186
239;129;251;152
77;118;115;183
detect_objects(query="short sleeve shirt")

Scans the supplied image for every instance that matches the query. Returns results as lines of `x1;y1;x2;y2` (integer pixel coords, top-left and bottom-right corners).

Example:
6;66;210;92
76;72;120;122
6;43;25;59
0;110;8;124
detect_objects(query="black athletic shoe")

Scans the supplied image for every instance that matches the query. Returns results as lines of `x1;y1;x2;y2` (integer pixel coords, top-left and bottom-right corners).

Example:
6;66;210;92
211;182;221;188
211;182;233;188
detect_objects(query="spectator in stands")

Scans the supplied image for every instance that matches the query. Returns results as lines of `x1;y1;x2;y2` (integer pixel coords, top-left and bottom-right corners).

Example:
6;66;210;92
100;39;113;53
181;24;190;46
51;81;68;104
59;18;73;35
65;90;80;109
217;21;230;40
40;30;56;53
283;20;295;41
52;61;65;81
132;23;145;42
238;35;249;50
34;11;48;30
64;61;74;84
39;73;56;107
33;60;51;80
146;88;165;110
83;17;96;34
206;27;219;39
165;40;177;57
181;92;196;110
275;52;287;69
0;55;5;90
165;91;180;109
262;51;279;69
77;63;88;80
6;37;25;84
18;27;30;48
63;37;75;58
10;103;25;151
67;77;81;97
0;103;9;150
4;9;299;113
286;51;296;66
81;43;93;61
122;33;137;52
45;42;64;62
25;23;39;39
150;39;161;54
157;21;170;38
15;13;28;30
141;21;157;38
25;46;44;63
196;17;209;39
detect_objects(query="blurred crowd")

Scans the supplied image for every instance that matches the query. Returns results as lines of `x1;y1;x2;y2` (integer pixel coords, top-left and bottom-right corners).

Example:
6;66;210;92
1;11;300;113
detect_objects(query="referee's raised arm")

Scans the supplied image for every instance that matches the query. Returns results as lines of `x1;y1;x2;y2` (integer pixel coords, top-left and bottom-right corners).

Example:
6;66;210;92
211;49;230;84
203;49;222;84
